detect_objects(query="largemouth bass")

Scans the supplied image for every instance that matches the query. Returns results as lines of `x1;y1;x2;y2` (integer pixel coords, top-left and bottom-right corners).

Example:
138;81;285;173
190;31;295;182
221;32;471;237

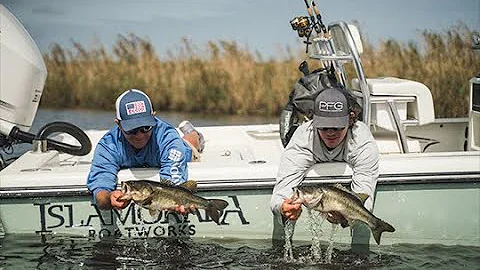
293;184;395;245
119;180;229;225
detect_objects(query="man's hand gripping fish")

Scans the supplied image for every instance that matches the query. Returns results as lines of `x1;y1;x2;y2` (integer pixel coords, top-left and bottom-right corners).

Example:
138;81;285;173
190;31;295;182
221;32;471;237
293;184;395;245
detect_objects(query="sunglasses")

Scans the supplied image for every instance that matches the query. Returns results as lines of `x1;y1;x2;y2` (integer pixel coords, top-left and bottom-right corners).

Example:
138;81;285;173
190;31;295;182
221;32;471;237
124;126;153;135
318;127;346;132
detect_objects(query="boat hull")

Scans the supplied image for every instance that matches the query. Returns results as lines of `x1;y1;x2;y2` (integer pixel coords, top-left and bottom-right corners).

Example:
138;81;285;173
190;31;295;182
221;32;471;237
1;180;478;247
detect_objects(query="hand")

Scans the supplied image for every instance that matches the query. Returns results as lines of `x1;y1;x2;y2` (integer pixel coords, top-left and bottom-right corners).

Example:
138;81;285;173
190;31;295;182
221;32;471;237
281;198;303;221
110;190;131;210
326;211;349;228
169;204;197;215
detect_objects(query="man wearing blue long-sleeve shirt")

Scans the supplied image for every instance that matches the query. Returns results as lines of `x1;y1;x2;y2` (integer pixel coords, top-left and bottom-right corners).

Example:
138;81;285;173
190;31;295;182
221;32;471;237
86;89;204;212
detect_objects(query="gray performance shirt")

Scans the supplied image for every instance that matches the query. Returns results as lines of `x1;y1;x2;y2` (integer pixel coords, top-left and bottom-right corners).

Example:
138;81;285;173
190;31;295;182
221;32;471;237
270;120;379;216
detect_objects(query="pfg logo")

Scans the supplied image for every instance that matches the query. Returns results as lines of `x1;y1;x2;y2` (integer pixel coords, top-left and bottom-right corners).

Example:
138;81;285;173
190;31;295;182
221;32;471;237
318;101;343;112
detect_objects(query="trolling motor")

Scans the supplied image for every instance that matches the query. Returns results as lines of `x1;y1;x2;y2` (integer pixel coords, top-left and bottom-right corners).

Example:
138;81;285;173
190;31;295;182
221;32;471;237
0;5;91;168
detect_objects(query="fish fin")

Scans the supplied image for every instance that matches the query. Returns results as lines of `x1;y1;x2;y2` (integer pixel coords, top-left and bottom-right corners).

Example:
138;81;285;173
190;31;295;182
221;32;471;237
180;180;197;192
332;183;365;204
356;193;369;204
158;178;195;193
158;178;176;186
372;219;396;245
206;199;229;225
332;183;358;198
332;183;348;191
211;199;229;210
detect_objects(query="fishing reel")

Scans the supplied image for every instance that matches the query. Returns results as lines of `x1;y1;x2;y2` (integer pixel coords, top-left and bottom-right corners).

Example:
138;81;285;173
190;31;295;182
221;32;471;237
290;16;312;38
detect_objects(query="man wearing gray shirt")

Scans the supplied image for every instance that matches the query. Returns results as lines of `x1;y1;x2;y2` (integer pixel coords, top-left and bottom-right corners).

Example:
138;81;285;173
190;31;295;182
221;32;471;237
270;87;379;252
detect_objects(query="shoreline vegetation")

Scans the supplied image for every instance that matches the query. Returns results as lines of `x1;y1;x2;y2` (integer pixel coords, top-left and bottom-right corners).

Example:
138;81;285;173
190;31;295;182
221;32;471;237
42;26;479;118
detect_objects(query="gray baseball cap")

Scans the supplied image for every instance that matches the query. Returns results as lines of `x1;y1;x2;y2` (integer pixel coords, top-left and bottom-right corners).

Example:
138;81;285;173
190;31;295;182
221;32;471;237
313;88;349;128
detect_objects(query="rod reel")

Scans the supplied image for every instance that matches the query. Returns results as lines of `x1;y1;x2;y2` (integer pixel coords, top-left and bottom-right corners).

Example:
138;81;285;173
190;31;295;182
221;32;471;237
290;0;331;53
290;16;312;38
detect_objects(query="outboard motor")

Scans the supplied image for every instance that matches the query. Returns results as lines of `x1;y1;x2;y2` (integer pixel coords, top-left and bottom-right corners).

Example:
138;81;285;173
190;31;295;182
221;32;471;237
0;4;46;134
0;5;91;168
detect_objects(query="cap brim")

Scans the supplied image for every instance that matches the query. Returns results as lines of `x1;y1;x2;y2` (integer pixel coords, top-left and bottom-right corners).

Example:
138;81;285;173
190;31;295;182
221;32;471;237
121;115;156;132
313;115;349;128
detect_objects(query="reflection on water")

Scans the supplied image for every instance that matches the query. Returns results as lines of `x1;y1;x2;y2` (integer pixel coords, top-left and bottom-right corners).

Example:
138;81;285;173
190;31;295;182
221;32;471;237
1;234;479;270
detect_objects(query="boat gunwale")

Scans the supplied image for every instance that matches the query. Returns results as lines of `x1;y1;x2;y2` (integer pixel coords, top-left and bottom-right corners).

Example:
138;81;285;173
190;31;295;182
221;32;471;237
1;171;478;198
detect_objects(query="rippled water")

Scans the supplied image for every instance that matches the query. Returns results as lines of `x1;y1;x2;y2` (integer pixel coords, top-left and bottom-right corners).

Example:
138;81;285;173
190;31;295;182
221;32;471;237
1;234;479;270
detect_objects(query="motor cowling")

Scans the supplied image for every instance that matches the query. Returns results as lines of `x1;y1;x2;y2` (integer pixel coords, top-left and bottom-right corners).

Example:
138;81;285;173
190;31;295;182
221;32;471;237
0;4;47;136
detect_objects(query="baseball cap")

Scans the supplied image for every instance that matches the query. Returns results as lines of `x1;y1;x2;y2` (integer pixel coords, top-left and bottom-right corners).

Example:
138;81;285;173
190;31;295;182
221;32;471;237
115;89;156;132
313;88;350;128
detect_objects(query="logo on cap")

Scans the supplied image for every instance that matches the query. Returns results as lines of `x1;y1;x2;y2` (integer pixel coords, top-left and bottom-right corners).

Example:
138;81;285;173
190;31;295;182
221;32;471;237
125;101;146;115
318;101;344;112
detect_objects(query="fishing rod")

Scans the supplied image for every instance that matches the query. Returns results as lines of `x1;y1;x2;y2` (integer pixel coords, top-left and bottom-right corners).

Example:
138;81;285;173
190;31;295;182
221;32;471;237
303;0;321;34
311;1;327;37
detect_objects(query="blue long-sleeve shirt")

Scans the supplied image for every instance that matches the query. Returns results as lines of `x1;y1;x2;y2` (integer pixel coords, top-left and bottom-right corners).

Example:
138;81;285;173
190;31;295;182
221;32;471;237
86;117;192;203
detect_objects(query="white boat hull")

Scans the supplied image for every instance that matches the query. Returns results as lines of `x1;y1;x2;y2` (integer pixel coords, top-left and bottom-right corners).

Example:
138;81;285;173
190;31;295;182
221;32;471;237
0;180;478;246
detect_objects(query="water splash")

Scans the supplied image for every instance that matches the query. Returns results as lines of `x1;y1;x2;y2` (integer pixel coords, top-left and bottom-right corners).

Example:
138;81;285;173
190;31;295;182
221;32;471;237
283;219;295;262
307;209;332;262
325;223;339;263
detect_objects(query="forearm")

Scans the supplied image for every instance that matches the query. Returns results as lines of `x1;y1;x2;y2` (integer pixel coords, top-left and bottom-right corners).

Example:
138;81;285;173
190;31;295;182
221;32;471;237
271;161;310;215
95;190;113;210
271;141;314;213
95;189;130;210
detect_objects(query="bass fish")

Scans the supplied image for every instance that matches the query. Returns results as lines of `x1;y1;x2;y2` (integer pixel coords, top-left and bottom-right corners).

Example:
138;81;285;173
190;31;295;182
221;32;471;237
293;184;395;245
119;180;229;225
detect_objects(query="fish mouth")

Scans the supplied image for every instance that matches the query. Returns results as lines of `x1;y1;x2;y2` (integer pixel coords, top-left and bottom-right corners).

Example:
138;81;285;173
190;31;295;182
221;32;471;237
118;181;131;201
121;181;129;194
291;187;305;205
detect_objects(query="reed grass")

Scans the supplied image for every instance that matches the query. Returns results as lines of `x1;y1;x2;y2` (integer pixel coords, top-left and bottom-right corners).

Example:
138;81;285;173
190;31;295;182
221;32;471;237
42;26;480;118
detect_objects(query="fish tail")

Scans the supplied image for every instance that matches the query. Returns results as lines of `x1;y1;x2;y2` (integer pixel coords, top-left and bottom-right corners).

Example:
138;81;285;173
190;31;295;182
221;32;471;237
205;199;229;225
372;219;396;245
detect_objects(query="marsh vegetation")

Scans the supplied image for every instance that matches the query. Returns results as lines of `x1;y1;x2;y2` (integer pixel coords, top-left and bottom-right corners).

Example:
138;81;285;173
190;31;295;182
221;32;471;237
42;26;479;118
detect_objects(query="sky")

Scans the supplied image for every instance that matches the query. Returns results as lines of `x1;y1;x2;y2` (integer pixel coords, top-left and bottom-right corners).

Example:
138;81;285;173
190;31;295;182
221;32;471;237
1;0;479;58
